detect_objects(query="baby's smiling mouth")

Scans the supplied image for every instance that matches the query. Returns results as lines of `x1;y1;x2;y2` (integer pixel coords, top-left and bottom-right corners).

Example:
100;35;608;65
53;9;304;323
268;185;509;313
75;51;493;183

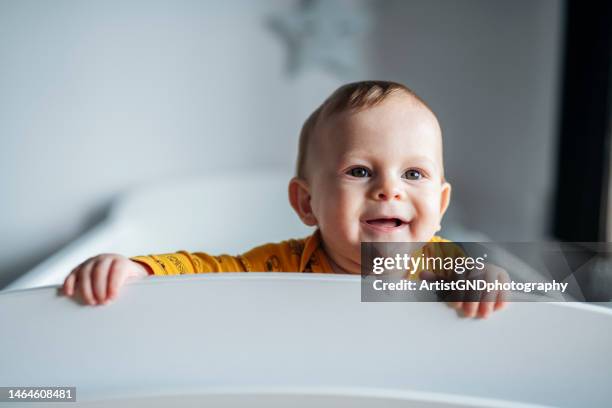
366;218;403;227
362;217;410;232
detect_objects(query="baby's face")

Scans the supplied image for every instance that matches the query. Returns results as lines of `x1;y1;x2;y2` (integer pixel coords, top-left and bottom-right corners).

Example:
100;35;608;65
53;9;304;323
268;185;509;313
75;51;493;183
304;94;451;269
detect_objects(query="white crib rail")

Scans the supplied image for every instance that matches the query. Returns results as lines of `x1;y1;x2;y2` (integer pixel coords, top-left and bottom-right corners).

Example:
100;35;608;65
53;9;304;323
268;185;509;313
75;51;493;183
1;274;611;407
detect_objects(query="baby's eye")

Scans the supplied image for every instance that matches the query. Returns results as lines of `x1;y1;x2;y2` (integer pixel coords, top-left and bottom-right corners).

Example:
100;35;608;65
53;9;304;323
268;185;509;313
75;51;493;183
347;167;372;178
403;169;422;180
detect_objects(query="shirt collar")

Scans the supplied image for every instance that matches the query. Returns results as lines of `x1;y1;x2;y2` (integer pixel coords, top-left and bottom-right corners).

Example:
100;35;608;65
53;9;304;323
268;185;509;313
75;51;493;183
298;229;333;273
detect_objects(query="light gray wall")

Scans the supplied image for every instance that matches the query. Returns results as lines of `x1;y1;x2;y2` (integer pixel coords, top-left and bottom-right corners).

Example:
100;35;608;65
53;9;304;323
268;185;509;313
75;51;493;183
0;0;563;288
0;0;346;288
367;0;563;242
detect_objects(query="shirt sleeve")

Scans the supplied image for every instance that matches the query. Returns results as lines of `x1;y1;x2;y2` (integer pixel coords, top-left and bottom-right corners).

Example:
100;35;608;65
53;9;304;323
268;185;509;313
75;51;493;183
131;251;248;276
130;237;307;275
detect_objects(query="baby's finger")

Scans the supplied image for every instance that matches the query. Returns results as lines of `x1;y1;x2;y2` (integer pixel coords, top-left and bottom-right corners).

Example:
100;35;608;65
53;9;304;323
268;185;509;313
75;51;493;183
448;301;463;309
495;270;511;310
78;263;96;305
62;273;76;296
494;289;507;311
63;272;77;296
107;260;128;300
477;300;495;318
478;285;497;318
462;301;479;318
494;297;506;311
63;261;86;296
91;258;111;303
477;267;499;318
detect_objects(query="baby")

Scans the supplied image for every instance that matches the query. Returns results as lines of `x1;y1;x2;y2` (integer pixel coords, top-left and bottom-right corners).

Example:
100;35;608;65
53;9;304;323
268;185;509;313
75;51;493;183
62;80;506;318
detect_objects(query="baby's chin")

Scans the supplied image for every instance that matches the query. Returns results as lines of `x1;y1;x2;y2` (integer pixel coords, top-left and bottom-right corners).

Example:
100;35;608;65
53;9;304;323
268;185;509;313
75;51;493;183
359;232;415;243
358;225;436;243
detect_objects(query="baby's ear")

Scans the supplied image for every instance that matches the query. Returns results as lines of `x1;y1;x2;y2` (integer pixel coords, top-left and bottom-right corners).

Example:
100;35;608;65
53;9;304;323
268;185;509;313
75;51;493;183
288;177;317;226
436;181;451;232
437;181;452;231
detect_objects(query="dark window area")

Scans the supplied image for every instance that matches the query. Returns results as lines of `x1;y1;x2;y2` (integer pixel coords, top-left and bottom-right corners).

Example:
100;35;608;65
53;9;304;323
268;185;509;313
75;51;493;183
553;1;612;242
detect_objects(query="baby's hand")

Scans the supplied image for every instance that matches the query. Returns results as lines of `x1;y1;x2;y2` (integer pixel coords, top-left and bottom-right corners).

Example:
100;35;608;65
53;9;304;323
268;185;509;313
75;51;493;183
62;254;150;305
421;264;509;319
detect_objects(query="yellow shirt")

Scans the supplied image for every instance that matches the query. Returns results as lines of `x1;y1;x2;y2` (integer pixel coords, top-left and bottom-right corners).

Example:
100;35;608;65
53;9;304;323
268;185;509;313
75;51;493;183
131;230;451;276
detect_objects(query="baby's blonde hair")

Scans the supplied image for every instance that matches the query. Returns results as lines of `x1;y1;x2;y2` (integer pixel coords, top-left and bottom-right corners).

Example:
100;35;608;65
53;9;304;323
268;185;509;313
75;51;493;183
296;80;439;179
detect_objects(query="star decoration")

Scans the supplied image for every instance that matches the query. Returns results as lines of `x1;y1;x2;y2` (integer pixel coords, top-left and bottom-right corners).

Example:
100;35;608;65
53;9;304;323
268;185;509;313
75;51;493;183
267;0;371;78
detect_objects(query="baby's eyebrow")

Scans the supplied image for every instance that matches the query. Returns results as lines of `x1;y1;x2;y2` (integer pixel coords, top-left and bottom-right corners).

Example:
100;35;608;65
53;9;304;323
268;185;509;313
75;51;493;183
337;152;372;163
406;155;438;167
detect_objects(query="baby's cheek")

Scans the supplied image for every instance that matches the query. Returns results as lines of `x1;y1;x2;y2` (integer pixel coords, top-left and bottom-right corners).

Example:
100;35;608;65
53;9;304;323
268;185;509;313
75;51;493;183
319;202;351;238
413;196;442;238
332;198;362;242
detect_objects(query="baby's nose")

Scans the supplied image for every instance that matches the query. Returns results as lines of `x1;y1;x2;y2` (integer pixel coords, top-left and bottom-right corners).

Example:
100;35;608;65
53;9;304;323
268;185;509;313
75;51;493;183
377;190;401;200
373;178;405;201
